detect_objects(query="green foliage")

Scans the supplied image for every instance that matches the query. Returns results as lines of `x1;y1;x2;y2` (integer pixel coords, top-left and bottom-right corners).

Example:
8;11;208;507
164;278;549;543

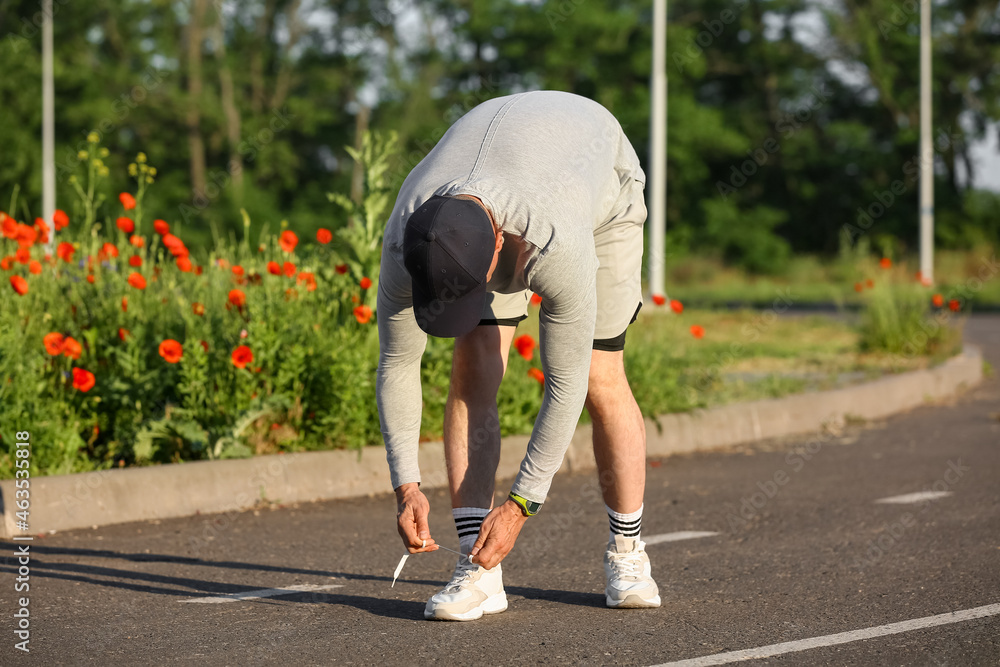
858;285;957;356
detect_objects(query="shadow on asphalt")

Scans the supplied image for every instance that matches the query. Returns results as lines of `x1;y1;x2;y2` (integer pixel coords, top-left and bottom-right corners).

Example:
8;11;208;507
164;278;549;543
0;543;604;619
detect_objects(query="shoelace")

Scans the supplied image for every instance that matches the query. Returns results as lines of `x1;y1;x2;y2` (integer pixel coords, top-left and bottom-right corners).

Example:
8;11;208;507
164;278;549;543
607;549;645;579
442;558;480;592
391;544;470;588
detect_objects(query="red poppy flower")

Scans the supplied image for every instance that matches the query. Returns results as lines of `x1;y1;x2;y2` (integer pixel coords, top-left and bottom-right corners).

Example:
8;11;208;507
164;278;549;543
9;275;28;295
948;299;960;312
216;258;230;270
119;192;136;210
335;264;348;275
1;216;16;238
690;325;705;339
670;299;684;314
514;334;536;361
34;216;49;233
57;242;75;263
160;233;182;249
279;230;298;253
360;276;372;290
854;282;863;292
53;209;69;230
116;217;135;234
353;305;373;324
43;332;65;355
297;271;317;291
173;257;190;272
153;219;170;235
118;328;129;341
15;224;37;247
199;340;209;352
86;274;95;284
28;260;41;275
932;294;944;308
158;339;183;363
316;228;332;244
191;302;205;316
865;279;874;289
530;293;542;306
128;272;147;290
879;257;892;269
231;345;253;369
0;256;12;271
15;247;30;264
282;261;296;277
528;367;545;384
228;289;246;308
72;367;96;392
195;265;203;275
121;296;128;312
351;294;359;304
127;255;141;268
267;261;281;275
130;235;144;247
100;242;119;260
232;265;245;277
61;336;82;360
651;294;666;306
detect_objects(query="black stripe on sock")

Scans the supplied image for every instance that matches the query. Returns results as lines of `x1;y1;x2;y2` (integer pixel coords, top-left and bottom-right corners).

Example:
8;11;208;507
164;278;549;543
457;528;481;538
609;516;641;526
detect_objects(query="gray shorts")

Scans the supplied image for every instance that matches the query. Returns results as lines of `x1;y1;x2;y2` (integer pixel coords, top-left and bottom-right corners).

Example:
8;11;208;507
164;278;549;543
481;179;647;345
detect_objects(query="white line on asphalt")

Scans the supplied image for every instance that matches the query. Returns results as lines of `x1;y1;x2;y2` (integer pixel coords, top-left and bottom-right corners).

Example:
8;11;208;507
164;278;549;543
875;491;952;504
644;532;719;545
181;584;344;604
650;603;1000;666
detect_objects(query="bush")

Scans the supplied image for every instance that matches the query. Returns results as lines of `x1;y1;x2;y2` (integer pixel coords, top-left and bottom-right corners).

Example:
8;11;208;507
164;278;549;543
858;283;958;357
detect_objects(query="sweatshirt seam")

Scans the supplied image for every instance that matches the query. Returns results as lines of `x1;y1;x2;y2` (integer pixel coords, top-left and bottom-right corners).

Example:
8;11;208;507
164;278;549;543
464;93;532;186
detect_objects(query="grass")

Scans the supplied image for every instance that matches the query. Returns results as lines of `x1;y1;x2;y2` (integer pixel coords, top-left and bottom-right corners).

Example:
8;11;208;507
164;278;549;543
665;248;1000;308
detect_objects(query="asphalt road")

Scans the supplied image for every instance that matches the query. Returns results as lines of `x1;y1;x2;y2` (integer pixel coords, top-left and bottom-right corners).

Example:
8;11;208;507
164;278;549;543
1;316;998;666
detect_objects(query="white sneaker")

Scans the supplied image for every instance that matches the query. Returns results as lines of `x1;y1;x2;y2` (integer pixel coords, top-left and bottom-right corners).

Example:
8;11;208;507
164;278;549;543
423;557;508;621
604;535;661;608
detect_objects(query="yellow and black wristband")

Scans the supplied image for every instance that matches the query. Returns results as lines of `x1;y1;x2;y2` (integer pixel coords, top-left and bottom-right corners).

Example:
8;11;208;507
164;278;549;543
508;492;542;517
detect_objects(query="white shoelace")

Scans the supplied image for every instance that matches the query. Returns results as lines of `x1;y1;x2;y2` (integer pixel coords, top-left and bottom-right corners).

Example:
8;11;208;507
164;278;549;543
390;544;470;588
607;549;645;579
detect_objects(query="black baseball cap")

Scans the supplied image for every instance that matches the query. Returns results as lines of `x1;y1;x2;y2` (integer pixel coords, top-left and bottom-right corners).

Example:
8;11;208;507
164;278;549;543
402;195;497;337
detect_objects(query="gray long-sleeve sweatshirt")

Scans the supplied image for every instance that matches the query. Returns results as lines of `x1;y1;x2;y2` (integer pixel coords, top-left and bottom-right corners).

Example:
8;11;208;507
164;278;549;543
376;90;644;504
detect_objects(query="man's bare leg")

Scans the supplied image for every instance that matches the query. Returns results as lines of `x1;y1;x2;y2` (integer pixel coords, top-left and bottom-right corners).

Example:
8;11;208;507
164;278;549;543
586;348;646;514
444;324;518;509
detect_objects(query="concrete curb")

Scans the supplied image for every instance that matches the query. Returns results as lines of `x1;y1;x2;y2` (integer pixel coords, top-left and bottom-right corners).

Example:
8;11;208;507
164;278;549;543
1;346;983;538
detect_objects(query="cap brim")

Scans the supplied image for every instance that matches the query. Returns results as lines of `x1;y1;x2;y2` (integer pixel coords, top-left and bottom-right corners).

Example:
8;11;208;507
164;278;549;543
410;277;487;338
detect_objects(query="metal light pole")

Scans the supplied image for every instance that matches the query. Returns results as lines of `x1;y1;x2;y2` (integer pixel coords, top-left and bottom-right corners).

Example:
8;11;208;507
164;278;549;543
648;0;667;300
918;0;934;284
42;0;56;248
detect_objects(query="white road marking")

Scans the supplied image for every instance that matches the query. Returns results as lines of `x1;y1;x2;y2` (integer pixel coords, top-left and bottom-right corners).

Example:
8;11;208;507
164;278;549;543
651;603;1000;667
182;584;344;604
875;491;952;504
644;532;719;545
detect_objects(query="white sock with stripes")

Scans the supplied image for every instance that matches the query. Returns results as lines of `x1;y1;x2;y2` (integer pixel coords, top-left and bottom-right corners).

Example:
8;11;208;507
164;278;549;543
453;507;490;555
607;503;643;543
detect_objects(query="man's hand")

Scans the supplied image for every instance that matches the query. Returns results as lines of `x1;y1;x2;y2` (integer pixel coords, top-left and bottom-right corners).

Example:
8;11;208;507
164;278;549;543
469;499;528;569
395;483;438;554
